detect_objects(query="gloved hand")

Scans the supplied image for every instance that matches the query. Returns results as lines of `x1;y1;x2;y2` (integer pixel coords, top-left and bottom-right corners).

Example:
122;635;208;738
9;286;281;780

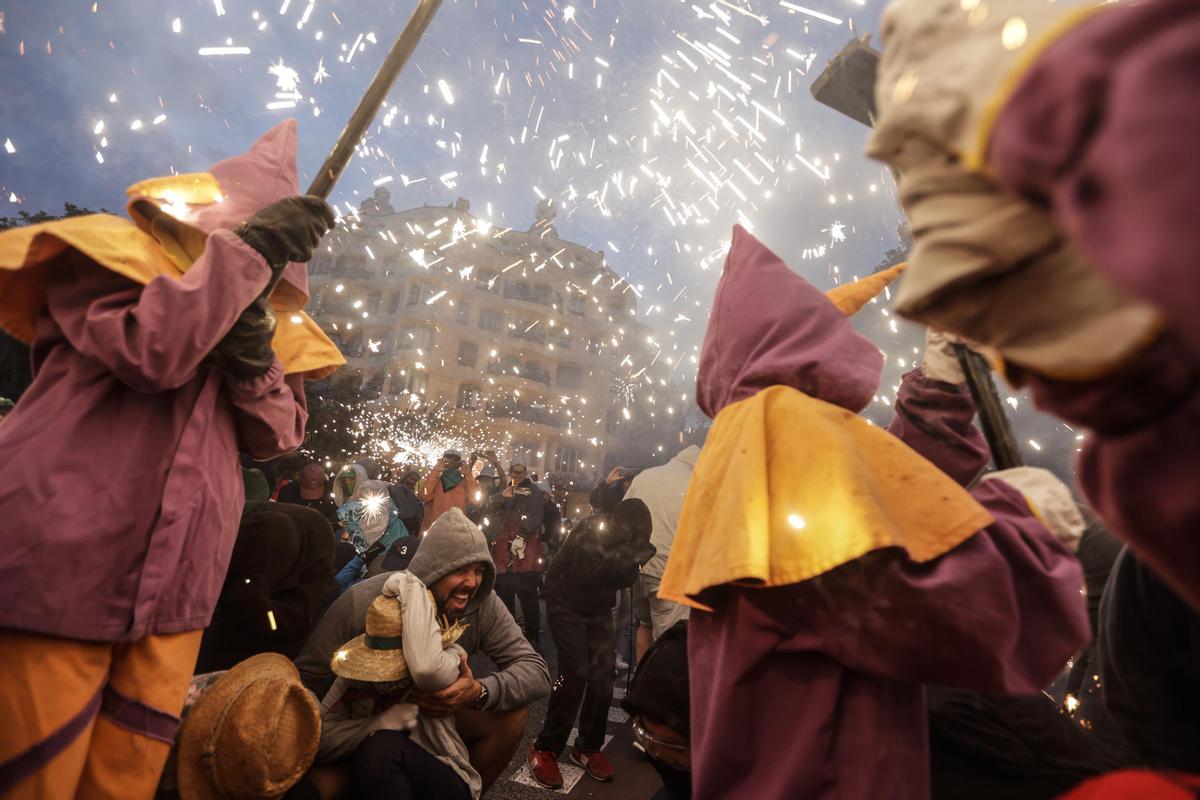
368;702;419;734
234;195;336;286
217;295;277;379
980;467;1086;552
921;328;967;384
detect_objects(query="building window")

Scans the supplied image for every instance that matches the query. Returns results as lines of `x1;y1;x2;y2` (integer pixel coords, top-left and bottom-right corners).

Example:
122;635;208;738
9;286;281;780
555;446;579;473
557;365;582;390
478;308;503;332
457;340;479;368
586;336;605;356
399;372;428;397
606;409;619;433
407;283;427;306
396;326;434;351
569;296;588;317
456;302;471;325
368;290;383;313
456;383;483;409
387;290;402;314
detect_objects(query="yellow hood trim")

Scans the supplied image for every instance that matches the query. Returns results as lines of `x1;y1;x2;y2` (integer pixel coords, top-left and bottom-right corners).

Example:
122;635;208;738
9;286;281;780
658;385;994;610
0;214;342;379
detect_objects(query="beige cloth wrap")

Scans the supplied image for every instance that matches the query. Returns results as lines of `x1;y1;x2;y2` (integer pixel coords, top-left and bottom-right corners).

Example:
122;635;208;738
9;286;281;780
867;0;1161;382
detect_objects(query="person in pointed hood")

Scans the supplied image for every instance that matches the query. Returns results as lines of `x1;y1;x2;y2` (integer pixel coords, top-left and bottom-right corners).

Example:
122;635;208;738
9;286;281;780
0;121;339;799
331;463;410;593
868;0;1200;613
659;227;1090;799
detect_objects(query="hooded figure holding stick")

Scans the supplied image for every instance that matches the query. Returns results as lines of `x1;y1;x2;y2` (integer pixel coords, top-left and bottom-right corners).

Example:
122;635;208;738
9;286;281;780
659;227;1089;799
0;120;341;799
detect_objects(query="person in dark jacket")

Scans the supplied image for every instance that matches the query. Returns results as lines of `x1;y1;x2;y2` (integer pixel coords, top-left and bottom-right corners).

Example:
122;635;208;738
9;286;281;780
490;463;561;648
527;499;654;788
278;461;339;525
589;466;638;514
1099;546;1200;772
195;502;338;673
387;467;425;534
620;621;691;800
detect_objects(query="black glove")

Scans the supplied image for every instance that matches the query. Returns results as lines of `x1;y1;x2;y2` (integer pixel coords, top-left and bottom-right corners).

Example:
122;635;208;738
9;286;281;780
218;295;277;379
234;195;336;286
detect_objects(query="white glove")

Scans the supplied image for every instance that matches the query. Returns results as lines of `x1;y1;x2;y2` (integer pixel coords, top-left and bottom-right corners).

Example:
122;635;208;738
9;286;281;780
368;702;419;733
981;467;1085;552
921;328;967;384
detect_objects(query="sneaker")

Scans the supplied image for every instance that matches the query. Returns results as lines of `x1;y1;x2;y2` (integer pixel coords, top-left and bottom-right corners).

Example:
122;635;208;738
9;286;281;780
570;746;614;782
528;746;563;789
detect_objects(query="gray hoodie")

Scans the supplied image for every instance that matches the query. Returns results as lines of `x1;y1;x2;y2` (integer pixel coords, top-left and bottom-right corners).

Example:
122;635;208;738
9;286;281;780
296;509;550;708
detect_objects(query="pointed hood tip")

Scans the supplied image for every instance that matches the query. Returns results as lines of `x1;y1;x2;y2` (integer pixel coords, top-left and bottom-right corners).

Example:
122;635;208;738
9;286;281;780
825;262;907;316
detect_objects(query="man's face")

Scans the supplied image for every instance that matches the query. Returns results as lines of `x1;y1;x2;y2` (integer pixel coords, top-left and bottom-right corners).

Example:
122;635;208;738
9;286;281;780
431;562;487;620
443;455;463;471
509;466;527;484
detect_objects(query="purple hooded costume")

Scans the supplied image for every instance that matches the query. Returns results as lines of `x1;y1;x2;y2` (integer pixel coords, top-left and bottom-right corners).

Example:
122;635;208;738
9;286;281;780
985;0;1200;611
687;230;1089;799
0;123;311;642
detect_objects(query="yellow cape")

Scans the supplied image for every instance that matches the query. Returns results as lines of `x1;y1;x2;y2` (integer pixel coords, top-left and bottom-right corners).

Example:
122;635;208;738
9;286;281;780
657;385;994;610
0;213;343;380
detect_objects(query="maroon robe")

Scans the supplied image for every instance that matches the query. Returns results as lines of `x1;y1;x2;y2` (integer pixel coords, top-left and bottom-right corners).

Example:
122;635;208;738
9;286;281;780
987;0;1200;610
689;370;1089;799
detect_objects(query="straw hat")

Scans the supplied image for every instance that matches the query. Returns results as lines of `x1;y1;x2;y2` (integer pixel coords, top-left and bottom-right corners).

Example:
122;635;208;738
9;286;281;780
331;594;468;682
177;653;320;800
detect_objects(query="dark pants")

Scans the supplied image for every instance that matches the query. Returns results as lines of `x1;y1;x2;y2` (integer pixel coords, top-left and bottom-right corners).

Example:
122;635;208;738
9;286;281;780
350;730;472;800
535;603;616;754
495;572;541;646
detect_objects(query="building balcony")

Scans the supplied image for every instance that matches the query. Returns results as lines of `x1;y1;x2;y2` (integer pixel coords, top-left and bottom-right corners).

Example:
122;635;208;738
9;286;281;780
487;400;565;430
486;361;552;386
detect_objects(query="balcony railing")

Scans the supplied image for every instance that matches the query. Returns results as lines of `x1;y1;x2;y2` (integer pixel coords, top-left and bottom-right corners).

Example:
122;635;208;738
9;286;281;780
487;400;564;429
486;361;551;386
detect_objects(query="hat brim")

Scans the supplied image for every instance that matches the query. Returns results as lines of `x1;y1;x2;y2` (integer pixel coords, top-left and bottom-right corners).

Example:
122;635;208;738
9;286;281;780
177;654;313;800
330;621;470;683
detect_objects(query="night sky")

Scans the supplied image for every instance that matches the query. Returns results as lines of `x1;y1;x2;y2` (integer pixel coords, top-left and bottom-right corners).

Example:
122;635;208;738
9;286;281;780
0;0;1087;478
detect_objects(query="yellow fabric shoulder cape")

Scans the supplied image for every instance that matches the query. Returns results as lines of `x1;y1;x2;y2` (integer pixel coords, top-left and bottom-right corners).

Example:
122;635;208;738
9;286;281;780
658;385;994;610
0;214;342;380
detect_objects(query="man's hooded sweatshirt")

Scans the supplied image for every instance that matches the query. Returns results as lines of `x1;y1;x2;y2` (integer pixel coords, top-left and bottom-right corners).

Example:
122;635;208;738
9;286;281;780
295;511;551;708
0;120;341;642
660;228;1089;800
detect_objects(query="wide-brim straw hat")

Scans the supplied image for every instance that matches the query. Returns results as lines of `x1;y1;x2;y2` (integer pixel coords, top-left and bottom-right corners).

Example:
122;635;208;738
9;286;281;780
177;653;320;800
331;594;467;682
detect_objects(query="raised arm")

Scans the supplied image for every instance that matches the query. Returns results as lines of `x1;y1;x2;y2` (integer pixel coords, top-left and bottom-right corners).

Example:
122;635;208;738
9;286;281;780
798;477;1088;694
886;332;990;486
383;572;462;692
46;233;269;393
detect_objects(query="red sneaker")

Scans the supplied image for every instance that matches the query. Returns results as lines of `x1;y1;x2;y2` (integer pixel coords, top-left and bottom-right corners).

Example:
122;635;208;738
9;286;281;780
528;746;564;789
570;747;614;782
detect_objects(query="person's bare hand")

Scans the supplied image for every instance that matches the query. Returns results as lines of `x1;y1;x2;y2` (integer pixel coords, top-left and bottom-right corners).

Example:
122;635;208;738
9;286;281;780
406;655;481;717
605;467;624;485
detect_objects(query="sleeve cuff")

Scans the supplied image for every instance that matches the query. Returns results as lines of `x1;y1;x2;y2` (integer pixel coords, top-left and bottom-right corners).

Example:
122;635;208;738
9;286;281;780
479;674;501;711
225;358;285;393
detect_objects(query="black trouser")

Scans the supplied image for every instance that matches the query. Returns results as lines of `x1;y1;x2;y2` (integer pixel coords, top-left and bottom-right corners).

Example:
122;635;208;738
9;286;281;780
495;572;542;646
349;730;472;800
535;602;616;754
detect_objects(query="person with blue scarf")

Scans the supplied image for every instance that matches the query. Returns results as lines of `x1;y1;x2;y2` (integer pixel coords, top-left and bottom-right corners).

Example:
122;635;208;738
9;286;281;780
332;464;409;593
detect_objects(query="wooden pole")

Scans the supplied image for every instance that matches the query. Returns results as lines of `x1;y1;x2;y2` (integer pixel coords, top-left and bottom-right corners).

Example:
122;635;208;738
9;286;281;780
306;0;444;199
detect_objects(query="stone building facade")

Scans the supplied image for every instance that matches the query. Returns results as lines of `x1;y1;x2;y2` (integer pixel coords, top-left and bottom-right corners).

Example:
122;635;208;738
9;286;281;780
306;189;684;487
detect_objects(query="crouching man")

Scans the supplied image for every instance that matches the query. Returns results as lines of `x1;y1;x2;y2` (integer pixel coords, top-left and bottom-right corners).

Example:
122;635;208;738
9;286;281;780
295;507;551;794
